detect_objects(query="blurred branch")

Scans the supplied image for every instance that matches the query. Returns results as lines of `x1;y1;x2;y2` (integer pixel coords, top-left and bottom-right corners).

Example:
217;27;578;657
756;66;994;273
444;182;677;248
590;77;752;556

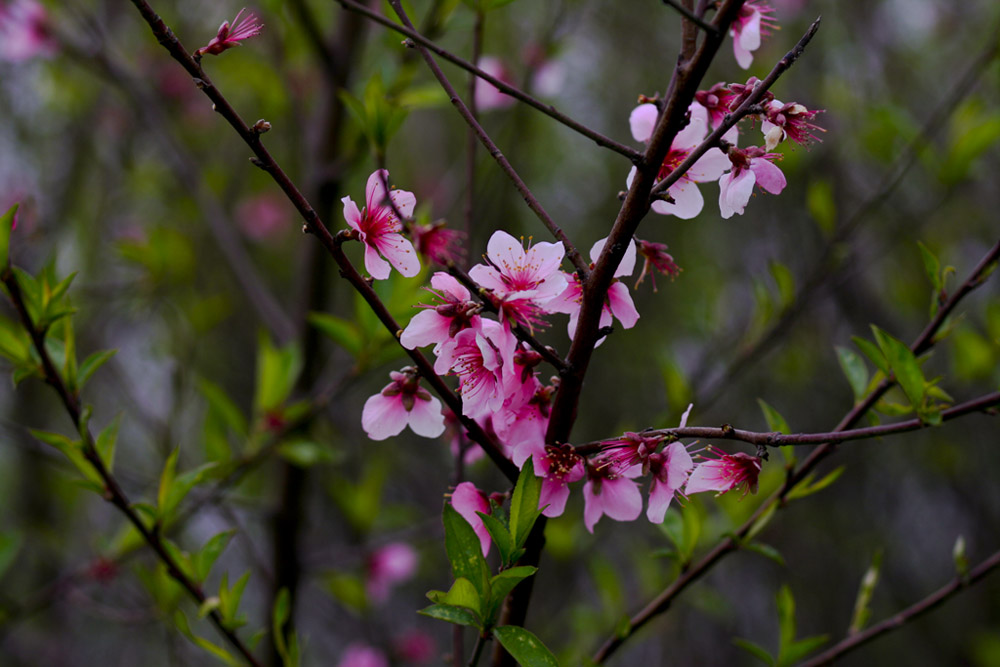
575;390;1000;455
800;547;1000;667
0;268;264;667
385;1;588;276
464;9;484;262
124;0;518;483
591;236;1000;663
333;0;644;163
690;21;1000;409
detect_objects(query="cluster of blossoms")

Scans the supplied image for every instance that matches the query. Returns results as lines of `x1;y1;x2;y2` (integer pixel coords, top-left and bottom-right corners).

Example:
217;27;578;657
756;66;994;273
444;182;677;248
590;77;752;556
630;76;822;220
0;0;56;62
343;171;763;536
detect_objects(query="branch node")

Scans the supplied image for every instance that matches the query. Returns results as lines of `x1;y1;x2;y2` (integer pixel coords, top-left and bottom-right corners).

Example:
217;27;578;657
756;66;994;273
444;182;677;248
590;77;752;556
249;156;267;170
252;119;272;135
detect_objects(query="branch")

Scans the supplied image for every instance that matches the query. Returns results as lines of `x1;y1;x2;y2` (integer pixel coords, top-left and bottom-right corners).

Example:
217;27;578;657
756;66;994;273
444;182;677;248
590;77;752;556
662;0;718;35
800;547;1000;666
0;268;264;667
591;237;1000;663
332;0;643;163
575;391;1000;454
124;0;518;483
384;1;589;276
648;16;822;198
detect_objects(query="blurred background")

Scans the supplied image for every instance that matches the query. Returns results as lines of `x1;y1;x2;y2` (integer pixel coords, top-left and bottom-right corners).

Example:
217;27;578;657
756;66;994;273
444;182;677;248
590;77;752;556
0;0;998;665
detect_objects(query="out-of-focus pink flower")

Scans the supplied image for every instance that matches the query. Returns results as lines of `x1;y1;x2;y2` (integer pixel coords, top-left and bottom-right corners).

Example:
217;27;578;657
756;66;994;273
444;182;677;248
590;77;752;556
442;408;485;467
634;238;681;291
628;102;733;219
338;643;389;667
434;319;517;419
451;481;492;556
342;170;420;280
236;193;290;240
686;446;762;497
366;542;418;602
762;99;825;149
730;1;777;69
410;220;465;267
393;629;436;664
0;0;56;62
401;272;481;351
361;368;445;441
718;146;786;219
474;56;515;111
582;462;643;533
194;8;263;58
549;237;638;342
468;230;566;329
537;444;585;518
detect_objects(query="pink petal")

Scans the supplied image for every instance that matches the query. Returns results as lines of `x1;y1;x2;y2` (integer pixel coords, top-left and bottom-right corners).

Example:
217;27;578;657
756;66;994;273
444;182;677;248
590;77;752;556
468;263;506;292
361;393;407;440
733;40;754;69
390;188;416;219
629;103;659;143
607;282;639;329
485;230;526;274
400;310;451;350
664;442;694;490
341;196;362;229
451;482;492;556
654;179;704;219
646;478;675;523
719;169;756;219
364;244;392;280
365;169;389;212
601;478;644;522
430;272;470;300
751;158;787;195
540;480;572;518
685;461;730;495
589;237;637;278
688;147;730;183
674;112;708;150
406;395;446;438
375;234;421;277
738;11;762;51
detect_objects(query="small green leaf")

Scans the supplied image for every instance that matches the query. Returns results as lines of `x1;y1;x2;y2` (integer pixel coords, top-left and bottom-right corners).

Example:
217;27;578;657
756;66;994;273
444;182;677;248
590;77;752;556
418;603;482;628
510;457;543;549
776;585;797;656
253;333;302;415
443;504;491;601
198;378;248;437
806;179;836;236
95;414;122;474
480;512;514;566
195;531;235;583
836;346;870;401
77;349;116;389
953;535;969;578
768;261;796;311
743;541;785;567
492;625;559;667
31;429;103;487
308;312;363;357
786;466;845;501
781;636;829;665
917;242;943;292
487;566;537;625
872;326;925;410
849;549;882;635
173;610;241;666
0;530;24;580
757;399;790;434
733;637;776;666
439;577;482;618
0;203;17;266
853;335;889;376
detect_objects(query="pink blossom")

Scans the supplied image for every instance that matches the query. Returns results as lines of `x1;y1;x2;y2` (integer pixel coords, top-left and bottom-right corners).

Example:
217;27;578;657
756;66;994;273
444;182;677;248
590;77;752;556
410;220;465;267
194;8;264;58
646;442;694;523
393;629;436;663
451;482;492;556
582;462;643;533
686;446;762;497
0;0;56;62
694;82;739;130
730;1;777;70
537;444;585;518
400;272;481;351
718;146;786;219
599;431;664;473
366;542;418;602
761;99;825;149
342;170;420;280
628;103;732;219
468;230;566;328
474;56;515;111
433;319;516;419
236;193;290;241
549;237;639;342
497;379;555;469
361;368;445;440
338;643;389;667
634;238;681;291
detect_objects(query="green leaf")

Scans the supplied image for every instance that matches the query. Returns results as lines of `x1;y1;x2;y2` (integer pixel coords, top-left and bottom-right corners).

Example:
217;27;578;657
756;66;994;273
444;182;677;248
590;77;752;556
438;577;482;619
917;242;943;293
158;450;217;521
443;504;491;601
418;603;482;628
849;549;882;634
806;180;836;237
195;531;235;583
480;512;514;566
786;466;845;501
757;399;790;434
510;457;543;549
953;535;969;578
486;566;537;625
733;637;776;666
324;571;367;611
308;312;363;357
852;336;889;376
198;378;248;437
276;440;337;467
0;203;17;266
781;636;829;665
272;587;292;664
253;333;302;415
31;429;103;488
743;541;785;567
835;346;869;401
173;611;241;666
158;448;179;513
218;570;251;630
768;261;795;311
77;349;116;389
492;625;559;667
0;530;23;580
776;585;797;658
745;502;778;541
871;326;925;409
95;414;122;474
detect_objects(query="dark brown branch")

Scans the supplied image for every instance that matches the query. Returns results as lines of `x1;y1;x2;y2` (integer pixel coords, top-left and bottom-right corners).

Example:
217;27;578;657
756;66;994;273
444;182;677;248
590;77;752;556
800;547;1000;667
384;1;589;277
332;0;643;163
591;237;1000;663
648;16;822;199
663;0;718;35
124;0;518;483
575;391;1000;455
0;269;264;667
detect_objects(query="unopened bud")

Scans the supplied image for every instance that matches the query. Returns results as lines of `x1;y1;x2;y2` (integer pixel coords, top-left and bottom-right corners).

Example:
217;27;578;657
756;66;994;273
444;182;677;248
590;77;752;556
252;119;271;134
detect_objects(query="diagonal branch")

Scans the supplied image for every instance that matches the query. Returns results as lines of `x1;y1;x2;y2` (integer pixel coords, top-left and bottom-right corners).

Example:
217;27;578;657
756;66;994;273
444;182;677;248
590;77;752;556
333;0;643;162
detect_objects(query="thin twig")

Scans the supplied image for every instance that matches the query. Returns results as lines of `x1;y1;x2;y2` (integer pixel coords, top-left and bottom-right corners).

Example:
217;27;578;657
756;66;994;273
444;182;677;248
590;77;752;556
0;269;264;667
464;10;484;262
574;391;1000;455
332;0;643;162
800;547;1000;666
591;237;1000;663
385;1;589;276
663;0;718;34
